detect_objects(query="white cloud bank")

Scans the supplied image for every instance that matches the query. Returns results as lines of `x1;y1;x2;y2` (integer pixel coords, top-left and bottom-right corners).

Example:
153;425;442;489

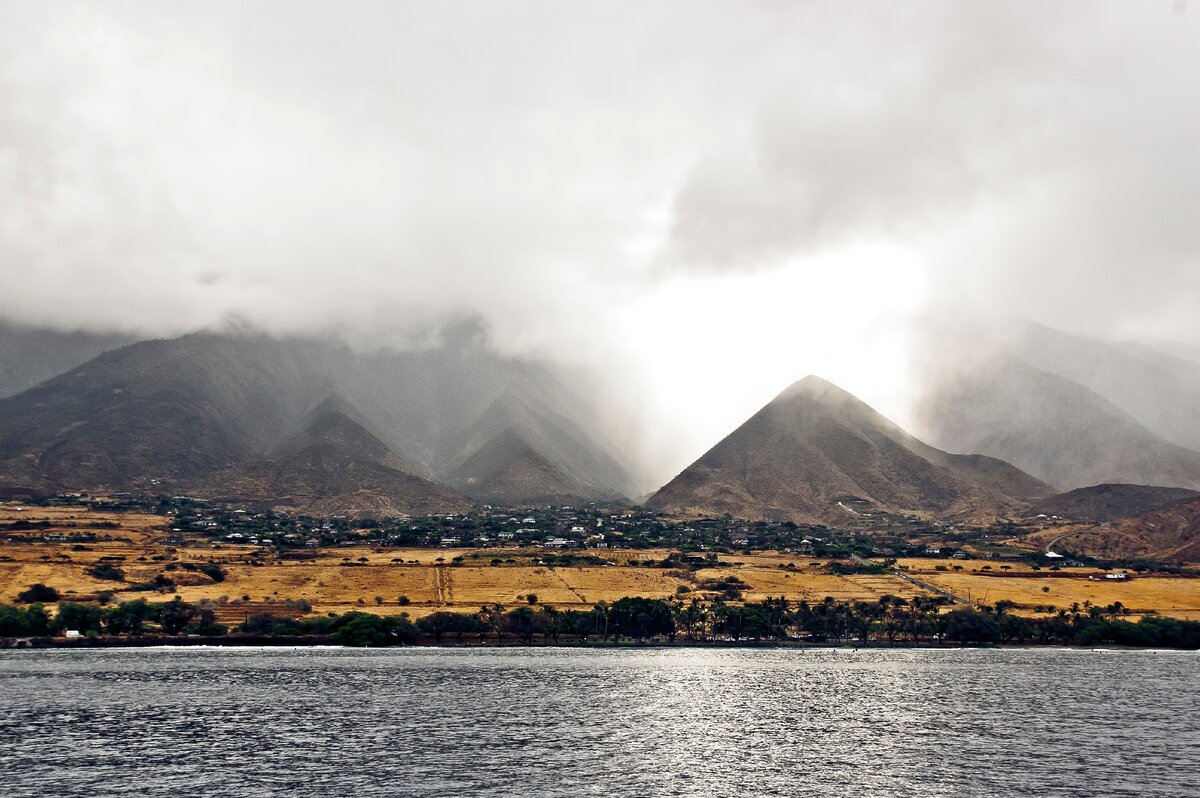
1;1;1197;476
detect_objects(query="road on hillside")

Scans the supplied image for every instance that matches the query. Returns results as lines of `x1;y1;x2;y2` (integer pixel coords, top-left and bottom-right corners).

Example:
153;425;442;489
1045;528;1083;555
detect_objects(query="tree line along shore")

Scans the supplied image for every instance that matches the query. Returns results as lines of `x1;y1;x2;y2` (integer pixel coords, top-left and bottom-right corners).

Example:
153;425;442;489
3;591;1199;649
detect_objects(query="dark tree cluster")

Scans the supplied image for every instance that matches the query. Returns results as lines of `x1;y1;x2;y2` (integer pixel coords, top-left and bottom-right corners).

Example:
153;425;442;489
4;592;1198;650
0;597;225;639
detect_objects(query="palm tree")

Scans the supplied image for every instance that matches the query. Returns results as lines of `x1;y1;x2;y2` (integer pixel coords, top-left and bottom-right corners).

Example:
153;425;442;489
593;601;610;640
480;603;506;642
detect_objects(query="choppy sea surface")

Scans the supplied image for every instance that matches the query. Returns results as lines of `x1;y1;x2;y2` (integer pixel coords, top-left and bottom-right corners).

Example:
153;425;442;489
0;647;1197;798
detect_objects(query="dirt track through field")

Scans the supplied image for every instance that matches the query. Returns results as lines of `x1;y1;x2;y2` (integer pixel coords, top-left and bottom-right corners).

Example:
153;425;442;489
546;567;588;604
434;565;450;606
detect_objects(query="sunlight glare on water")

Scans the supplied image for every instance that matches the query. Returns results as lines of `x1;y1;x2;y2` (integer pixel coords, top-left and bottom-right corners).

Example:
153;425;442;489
1;647;1197;798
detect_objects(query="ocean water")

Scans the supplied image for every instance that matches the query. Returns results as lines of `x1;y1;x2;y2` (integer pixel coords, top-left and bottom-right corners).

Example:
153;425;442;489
0;647;1197;798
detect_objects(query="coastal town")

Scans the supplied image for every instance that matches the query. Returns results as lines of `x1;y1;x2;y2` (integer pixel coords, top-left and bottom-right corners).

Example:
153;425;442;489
3;494;1199;648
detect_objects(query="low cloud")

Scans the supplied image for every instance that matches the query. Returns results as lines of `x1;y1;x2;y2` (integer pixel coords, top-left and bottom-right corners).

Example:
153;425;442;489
1;2;1197;477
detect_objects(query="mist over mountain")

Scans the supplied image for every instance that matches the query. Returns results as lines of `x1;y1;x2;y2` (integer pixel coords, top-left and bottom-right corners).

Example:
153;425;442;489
3;3;1199;483
913;324;1200;492
2;4;1199;521
0;325;640;507
189;397;472;516
8;312;1200;520
0;321;135;399
1142;339;1200;366
441;387;633;504
1008;324;1200;453
647;376;1046;525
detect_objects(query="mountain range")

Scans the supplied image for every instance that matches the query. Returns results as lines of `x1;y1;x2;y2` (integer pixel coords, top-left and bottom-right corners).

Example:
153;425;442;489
0;325;638;512
4;319;1200;556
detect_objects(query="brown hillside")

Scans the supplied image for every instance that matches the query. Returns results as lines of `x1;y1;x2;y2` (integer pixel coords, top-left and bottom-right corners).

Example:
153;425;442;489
647;376;1047;524
1031;483;1200;523
1061;496;1200;564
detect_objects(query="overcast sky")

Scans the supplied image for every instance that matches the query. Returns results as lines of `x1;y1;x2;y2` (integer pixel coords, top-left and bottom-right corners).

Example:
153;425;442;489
2;1;1198;473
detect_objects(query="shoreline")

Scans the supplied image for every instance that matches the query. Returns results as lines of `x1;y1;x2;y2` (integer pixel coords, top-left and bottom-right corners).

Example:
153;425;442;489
4;635;1197;652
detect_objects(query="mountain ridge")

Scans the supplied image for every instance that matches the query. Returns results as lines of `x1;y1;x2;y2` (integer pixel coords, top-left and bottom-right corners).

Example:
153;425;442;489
1030;483;1200;523
0;328;639;506
915;352;1200;492
187;400;472;516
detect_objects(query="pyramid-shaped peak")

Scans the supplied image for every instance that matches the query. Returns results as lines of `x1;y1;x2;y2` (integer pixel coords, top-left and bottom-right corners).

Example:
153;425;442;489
774;375;856;403
647;373;1046;523
277;396;390;460
307;395;362;421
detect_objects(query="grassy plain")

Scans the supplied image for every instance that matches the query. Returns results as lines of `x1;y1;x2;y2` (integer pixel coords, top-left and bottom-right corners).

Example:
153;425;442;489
889;558;1200;619
913;571;1200;619
4;504;1200;622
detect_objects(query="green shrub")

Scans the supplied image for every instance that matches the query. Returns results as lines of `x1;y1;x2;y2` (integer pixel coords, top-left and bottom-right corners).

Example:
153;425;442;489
86;563;125;581
16;583;59;603
332;612;418;646
0;603;52;636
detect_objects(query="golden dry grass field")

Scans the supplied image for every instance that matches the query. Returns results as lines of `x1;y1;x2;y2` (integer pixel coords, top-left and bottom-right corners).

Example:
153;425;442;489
4;504;1200;620
692;566;932;604
913;572;1200;619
